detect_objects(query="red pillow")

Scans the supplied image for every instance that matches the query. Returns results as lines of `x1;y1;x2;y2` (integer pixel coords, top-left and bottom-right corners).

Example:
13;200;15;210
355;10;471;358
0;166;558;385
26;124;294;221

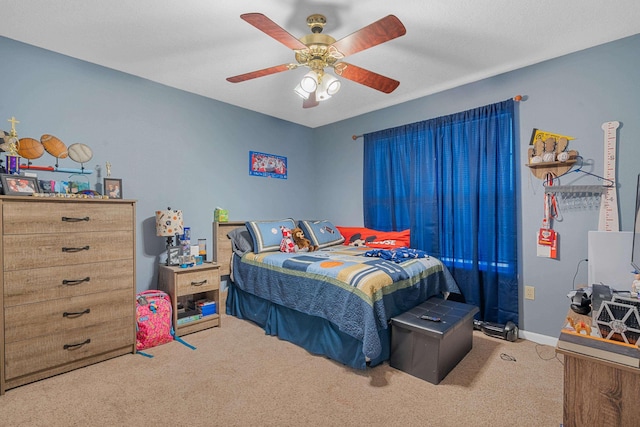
336;226;410;249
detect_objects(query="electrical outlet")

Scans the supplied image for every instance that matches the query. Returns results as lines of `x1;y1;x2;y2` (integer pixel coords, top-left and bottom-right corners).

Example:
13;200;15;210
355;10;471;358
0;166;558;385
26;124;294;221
525;286;535;300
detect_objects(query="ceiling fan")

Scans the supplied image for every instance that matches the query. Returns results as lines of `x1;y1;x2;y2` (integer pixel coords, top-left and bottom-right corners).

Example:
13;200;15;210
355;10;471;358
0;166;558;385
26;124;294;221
226;13;406;108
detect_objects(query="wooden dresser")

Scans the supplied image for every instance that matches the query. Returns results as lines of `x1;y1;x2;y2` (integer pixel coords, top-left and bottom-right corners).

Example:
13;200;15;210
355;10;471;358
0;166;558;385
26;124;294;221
0;197;136;394
557;348;640;426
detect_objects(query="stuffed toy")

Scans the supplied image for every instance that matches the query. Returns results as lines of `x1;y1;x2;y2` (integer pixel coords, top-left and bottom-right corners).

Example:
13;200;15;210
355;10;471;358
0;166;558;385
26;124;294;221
280;226;296;253
291;227;317;252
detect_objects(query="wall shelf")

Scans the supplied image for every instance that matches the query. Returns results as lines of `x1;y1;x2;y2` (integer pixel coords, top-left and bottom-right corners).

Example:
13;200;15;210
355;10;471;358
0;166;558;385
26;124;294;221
19;164;93;174
525;159;576;179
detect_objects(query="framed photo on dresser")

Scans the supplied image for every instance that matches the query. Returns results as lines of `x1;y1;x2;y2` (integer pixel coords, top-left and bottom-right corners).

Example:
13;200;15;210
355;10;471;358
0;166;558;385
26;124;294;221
1;174;40;195
166;246;181;266
104;178;122;199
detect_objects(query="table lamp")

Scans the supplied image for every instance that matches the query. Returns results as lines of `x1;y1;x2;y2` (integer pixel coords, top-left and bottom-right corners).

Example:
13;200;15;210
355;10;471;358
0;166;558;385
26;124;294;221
155;208;183;248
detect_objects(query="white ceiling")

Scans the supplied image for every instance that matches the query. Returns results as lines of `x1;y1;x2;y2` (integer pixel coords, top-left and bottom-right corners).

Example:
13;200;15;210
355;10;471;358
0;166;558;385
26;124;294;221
2;1;640;128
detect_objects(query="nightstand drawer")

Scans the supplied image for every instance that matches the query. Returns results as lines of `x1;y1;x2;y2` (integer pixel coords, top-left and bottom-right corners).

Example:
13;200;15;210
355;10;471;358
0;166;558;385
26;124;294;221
176;268;219;296
4;288;133;343
3;231;133;271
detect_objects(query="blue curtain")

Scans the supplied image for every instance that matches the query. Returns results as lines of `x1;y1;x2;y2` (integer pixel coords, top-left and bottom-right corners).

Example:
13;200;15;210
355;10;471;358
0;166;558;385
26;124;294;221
363;100;518;325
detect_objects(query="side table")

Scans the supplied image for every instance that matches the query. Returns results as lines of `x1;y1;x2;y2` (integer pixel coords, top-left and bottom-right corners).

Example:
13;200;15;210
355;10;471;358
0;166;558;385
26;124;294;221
158;263;221;336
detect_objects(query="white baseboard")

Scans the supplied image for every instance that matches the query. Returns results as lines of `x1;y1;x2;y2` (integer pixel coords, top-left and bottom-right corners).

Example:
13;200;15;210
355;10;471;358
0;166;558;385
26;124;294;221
518;330;558;347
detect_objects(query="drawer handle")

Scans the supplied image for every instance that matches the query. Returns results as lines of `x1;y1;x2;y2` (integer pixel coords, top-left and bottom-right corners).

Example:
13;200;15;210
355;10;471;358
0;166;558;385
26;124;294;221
63;308;91;318
62;216;90;222
191;279;208;287
62;245;90;253
62;277;91;286
63;339;91;350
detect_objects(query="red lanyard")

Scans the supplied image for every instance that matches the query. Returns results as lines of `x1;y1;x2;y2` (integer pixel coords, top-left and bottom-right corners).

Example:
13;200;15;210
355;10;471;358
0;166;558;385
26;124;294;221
543;173;558;226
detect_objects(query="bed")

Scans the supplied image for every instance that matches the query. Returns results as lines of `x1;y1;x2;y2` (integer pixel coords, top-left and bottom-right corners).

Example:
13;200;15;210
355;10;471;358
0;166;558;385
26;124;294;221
213;219;460;369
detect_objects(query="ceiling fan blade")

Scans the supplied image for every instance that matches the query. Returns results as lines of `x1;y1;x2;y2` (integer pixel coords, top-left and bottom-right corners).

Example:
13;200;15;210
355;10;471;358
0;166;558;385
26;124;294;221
241;13;308;51
329;15;406;58
334;62;400;94
302;91;319;109
227;64;295;83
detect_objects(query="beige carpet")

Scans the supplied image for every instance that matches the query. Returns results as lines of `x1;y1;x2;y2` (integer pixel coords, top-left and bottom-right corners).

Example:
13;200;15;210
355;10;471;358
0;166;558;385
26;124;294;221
0;315;563;426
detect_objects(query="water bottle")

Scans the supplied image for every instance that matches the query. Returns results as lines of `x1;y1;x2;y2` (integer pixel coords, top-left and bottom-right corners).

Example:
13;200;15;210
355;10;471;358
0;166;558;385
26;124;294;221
181;227;191;256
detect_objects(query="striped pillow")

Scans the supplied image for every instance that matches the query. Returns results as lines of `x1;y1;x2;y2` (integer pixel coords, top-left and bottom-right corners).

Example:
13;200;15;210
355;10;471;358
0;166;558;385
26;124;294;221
298;220;345;249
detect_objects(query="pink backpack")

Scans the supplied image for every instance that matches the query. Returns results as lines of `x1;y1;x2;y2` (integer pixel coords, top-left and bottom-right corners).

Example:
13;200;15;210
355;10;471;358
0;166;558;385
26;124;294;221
136;290;174;351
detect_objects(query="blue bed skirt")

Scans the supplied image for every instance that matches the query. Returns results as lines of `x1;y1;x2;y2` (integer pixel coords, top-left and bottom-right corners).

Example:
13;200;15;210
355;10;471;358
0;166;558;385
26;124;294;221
226;281;390;370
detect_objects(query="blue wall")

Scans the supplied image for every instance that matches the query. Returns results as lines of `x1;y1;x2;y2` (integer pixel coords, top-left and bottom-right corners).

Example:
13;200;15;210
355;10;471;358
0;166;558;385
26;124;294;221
313;34;640;337
0;37;316;291
2;34;639;338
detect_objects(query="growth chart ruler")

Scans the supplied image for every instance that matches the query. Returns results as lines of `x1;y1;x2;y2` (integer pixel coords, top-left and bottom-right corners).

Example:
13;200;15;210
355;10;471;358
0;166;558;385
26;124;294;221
598;120;620;231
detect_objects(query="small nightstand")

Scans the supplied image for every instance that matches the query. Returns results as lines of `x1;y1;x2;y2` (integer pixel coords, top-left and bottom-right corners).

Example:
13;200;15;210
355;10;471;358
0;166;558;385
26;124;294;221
158;263;221;336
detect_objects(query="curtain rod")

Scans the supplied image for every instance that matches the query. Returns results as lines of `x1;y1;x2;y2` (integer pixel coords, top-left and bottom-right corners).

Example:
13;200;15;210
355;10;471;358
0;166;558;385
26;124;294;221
352;95;524;140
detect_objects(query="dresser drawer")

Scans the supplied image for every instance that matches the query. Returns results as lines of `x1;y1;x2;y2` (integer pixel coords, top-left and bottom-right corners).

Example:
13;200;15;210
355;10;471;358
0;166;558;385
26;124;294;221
4;318;133;380
4;288;133;343
2;201;133;235
3;231;133;271
4;259;134;306
176;268;219;297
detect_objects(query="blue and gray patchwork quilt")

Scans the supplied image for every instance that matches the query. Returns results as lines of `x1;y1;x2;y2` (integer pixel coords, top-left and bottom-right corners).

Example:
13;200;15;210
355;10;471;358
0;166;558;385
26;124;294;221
231;245;460;360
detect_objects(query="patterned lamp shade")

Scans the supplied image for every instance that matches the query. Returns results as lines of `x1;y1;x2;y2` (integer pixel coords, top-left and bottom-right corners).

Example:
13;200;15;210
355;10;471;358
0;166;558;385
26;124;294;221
155;209;184;237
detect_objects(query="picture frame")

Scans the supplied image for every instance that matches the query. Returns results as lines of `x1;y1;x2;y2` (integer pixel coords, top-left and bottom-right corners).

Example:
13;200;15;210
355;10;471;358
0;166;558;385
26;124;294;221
166;246;181;266
104;178;122;199
38;179;55;193
1;174;40;195
249;151;287;180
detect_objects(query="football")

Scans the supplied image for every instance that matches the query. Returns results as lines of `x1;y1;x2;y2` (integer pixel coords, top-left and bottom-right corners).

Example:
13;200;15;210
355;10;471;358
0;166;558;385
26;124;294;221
17;137;45;159
40;134;68;158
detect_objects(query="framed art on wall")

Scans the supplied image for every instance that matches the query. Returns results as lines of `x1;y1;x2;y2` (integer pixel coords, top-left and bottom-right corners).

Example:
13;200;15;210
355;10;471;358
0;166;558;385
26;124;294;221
1;174;40;195
249;151;287;179
104;178;122;199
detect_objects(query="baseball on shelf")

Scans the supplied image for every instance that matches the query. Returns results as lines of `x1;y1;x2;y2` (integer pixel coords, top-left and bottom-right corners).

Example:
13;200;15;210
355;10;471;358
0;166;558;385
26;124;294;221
542;152;555;162
67;143;94;163
530;156;543;164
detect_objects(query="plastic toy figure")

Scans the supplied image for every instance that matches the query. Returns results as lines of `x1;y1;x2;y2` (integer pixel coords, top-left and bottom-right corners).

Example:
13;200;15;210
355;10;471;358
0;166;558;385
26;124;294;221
632;273;640;298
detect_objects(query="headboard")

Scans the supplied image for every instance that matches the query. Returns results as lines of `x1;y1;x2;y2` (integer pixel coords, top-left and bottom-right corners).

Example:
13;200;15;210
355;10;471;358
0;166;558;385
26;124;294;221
212;221;246;276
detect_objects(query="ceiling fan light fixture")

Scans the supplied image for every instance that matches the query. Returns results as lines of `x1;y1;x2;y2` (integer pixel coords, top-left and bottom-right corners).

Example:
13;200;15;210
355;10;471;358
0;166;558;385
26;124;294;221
316;90;331;102
300;71;319;93
294;83;310;99
321;74;341;96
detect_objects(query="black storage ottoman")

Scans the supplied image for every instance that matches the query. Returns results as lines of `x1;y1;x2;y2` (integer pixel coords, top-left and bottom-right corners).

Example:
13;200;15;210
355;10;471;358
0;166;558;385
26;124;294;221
390;298;479;384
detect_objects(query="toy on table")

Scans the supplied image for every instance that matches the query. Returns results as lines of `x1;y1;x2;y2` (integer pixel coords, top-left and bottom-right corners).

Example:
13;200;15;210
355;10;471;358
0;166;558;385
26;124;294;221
566;316;592;336
631;273;640;298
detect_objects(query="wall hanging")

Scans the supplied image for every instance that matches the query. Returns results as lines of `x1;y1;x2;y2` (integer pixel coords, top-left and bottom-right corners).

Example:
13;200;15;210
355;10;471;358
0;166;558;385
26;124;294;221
249;151;287;179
